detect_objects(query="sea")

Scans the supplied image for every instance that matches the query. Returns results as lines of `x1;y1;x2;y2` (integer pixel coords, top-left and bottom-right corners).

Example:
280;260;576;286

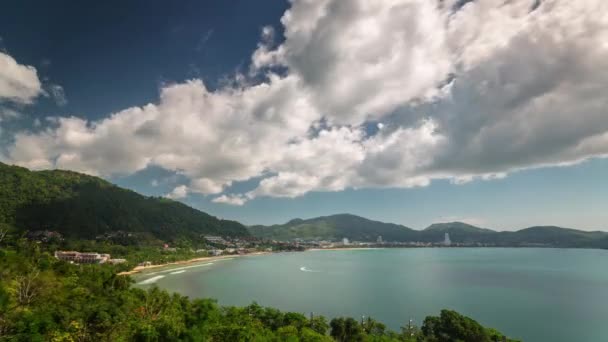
133;248;608;342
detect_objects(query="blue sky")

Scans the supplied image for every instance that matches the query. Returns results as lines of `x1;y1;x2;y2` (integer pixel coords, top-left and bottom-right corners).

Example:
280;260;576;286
1;0;607;230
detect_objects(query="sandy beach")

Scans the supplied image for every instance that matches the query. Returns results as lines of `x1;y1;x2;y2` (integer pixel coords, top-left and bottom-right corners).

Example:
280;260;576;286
118;251;270;276
307;247;384;251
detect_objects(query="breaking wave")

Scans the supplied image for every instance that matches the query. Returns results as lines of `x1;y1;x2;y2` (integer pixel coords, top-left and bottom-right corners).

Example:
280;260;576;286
137;275;165;285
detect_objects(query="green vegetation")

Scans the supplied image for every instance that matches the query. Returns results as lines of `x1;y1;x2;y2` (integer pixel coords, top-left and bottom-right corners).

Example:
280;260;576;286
0;163;249;240
249;214;608;248
249;214;418;242
0;236;518;341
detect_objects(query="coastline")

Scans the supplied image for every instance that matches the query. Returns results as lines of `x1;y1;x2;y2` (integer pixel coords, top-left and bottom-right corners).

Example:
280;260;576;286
307;247;384;251
118;251;270;276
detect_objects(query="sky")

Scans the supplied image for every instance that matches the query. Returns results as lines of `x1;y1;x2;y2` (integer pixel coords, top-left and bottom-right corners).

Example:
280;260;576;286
0;0;607;230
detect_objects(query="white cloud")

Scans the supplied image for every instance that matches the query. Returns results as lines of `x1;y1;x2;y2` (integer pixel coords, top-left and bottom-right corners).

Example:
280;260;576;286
5;0;608;205
0;52;42;104
212;194;248;206
253;0;452;124
166;185;188;199
0;107;21;121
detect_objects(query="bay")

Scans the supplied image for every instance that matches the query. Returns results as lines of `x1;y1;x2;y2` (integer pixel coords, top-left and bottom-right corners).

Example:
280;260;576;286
134;248;608;342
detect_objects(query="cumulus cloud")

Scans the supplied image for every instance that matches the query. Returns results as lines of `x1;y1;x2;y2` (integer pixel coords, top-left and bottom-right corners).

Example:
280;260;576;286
5;0;608;205
212;194;248;206
0;52;42;104
252;0;452;124
166;185;188;199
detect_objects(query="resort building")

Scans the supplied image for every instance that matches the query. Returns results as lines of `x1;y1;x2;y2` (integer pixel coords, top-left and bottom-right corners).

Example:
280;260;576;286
209;249;223;256
203;235;227;245
54;251;110;264
444;233;451;246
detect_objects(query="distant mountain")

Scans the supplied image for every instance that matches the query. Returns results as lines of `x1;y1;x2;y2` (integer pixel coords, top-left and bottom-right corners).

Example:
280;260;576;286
249;214;417;242
249;214;608;249
0;162;249;240
490;226;608;249
419;222;495;243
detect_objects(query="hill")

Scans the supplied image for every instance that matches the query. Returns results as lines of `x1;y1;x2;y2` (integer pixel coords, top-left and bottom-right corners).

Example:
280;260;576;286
490;226;608;248
249;214;608;248
249;214;417;242
418;222;495;243
0;162;249;240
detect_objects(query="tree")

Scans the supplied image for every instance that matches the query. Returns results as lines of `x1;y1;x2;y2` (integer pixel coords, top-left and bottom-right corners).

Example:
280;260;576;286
309;315;329;335
0;226;7;244
14;268;41;306
330;317;364;342
362;316;386;336
400;318;419;341
421;309;493;342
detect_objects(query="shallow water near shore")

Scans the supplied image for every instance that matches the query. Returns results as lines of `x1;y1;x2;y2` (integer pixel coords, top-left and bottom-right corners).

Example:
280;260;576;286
134;248;608;342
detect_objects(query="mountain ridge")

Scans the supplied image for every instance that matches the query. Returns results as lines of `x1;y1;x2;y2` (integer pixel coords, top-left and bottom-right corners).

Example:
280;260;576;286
249;213;608;248
0;162;250;240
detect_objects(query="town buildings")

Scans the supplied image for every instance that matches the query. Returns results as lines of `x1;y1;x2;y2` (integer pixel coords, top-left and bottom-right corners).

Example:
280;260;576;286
54;251;111;264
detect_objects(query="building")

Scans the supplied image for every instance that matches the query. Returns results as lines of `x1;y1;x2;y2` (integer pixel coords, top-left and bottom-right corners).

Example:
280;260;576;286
203;235;227;244
443;233;451;246
27;230;63;242
377;235;383;244
209;249;223;256
108;258;127;264
54;251;110;264
342;237;350;245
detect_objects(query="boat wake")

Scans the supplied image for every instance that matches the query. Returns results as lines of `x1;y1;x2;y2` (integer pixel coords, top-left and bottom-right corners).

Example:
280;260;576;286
300;266;321;273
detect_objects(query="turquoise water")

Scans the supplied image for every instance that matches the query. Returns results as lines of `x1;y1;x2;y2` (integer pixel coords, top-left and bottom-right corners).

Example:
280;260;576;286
134;248;608;341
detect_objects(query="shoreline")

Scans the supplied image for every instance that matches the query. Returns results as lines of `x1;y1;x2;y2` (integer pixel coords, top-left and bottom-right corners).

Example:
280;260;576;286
118;251;270;276
119;245;606;275
307;247;384;251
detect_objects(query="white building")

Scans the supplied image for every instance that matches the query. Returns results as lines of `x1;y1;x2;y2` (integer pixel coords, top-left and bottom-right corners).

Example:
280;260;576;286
444;233;451;246
342;237;350;245
54;251;110;264
204;235;227;244
377;235;383;244
209;249;223;256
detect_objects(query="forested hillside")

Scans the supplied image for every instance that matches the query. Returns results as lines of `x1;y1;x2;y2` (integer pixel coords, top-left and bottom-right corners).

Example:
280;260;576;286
0;163;249;239
249;214;418;242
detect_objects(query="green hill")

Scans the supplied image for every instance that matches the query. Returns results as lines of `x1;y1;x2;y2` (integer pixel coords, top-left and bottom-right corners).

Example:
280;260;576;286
419;222;495;243
249;214;417;242
491;226;608;248
0;162;249;240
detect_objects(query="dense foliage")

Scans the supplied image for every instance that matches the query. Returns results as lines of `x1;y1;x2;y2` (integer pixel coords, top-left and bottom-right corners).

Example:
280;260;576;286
0;163;249;240
249;214;608;248
0;237;518;341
